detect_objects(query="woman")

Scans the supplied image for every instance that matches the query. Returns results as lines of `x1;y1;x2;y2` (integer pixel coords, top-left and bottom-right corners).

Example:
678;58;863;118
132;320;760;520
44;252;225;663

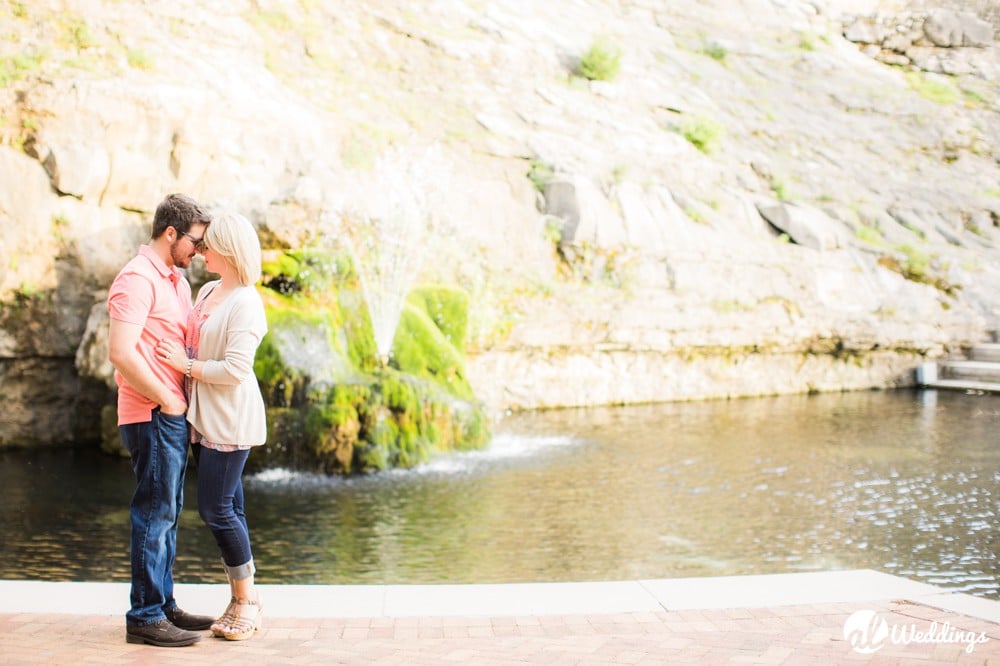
155;209;267;641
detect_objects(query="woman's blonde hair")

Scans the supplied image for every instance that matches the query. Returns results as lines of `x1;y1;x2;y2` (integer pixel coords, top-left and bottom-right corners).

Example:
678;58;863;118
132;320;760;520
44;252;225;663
204;209;262;286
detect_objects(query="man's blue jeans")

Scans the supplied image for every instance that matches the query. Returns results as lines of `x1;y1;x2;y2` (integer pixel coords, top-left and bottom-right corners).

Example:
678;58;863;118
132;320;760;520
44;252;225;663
120;409;189;627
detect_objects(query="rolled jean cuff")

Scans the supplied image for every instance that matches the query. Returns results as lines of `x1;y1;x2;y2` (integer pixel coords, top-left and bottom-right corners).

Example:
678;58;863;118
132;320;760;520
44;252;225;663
224;559;255;581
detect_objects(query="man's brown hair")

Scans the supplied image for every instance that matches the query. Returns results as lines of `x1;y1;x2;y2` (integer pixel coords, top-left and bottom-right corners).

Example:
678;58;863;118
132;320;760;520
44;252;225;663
151;193;212;238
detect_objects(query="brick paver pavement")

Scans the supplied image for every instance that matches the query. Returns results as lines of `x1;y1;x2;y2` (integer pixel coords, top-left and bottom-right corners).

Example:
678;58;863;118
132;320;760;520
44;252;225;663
1;599;997;665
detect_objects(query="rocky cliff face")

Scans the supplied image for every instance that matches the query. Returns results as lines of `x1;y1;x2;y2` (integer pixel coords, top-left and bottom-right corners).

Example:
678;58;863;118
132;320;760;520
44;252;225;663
1;0;998;446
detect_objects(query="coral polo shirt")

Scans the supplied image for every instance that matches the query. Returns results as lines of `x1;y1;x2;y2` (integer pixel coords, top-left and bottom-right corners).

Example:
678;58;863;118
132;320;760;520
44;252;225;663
107;245;192;425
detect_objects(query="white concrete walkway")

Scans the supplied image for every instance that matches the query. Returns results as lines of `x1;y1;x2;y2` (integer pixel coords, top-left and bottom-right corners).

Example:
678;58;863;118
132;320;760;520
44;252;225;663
1;569;997;622
3;571;998;664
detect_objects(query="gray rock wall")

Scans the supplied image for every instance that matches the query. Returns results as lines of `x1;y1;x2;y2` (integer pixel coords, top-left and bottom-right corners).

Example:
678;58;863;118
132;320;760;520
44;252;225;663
1;0;998;446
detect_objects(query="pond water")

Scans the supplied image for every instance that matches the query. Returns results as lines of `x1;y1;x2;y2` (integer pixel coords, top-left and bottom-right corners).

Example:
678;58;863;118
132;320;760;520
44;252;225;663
1;389;997;599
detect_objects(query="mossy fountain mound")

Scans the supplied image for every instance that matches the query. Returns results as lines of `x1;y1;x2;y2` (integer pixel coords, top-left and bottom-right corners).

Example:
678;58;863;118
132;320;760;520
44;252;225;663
250;249;489;474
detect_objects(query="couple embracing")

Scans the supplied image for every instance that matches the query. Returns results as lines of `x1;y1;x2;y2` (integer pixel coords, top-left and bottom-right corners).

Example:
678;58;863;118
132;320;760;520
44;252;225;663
107;194;268;647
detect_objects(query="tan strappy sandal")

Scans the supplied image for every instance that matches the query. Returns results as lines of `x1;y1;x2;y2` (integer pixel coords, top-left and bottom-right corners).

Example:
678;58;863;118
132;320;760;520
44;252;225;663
211;597;237;637
222;596;262;641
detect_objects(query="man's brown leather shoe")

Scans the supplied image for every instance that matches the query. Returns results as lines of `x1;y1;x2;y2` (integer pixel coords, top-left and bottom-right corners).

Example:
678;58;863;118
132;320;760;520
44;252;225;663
167;607;215;631
125;619;202;647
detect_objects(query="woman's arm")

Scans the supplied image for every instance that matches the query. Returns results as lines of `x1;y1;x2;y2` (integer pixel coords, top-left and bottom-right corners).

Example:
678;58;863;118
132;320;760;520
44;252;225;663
156;325;262;385
197;327;263;385
156;290;267;385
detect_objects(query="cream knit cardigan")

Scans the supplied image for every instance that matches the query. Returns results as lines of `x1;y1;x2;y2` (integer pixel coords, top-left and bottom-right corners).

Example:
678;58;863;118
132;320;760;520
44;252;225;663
186;281;268;447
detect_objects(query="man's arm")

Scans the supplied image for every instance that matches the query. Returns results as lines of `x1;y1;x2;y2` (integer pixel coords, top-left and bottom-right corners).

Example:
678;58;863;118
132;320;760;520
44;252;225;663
108;318;186;416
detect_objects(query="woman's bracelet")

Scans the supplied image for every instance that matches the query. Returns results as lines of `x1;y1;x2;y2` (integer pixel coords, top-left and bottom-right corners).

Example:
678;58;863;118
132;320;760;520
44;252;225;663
185;358;194;377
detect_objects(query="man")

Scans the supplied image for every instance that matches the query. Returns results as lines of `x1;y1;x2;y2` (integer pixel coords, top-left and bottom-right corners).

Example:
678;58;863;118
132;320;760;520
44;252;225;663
107;193;215;647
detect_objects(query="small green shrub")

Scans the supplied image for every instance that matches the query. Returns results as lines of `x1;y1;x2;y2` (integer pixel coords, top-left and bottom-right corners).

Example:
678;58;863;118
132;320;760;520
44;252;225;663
0;51;45;87
876;244;958;296
679;116;725;154
896;243;930;280
264;10;293;30
855;224;885;246
577;37;622;81
62;17;96;51
770;176;790;201
543;217;564;245
961;86;990;108
700;43;728;62
610;164;627;184
528;159;554;192
684;207;706;224
127;49;153;70
906;71;958;105
711;299;752;313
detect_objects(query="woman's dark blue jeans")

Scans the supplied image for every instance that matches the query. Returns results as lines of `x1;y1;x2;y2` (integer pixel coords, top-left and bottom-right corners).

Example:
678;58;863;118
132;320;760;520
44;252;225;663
120;409;189;627
196;446;254;578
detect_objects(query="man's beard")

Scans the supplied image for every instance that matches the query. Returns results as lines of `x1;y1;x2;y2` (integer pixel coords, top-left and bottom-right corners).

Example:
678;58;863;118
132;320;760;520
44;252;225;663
170;241;193;269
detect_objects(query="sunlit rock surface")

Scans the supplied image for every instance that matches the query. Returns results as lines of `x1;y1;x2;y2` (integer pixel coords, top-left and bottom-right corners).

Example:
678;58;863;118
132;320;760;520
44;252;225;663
1;0;998;444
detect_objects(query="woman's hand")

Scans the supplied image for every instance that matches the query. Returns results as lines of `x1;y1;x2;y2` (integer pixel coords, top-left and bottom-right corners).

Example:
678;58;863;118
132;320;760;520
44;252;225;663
155;338;188;373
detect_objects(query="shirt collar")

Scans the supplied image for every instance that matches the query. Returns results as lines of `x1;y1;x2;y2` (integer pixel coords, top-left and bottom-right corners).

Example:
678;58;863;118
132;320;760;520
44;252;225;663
139;244;182;284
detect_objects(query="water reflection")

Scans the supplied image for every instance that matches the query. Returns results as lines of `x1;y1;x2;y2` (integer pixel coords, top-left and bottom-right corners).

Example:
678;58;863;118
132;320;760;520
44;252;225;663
0;389;997;598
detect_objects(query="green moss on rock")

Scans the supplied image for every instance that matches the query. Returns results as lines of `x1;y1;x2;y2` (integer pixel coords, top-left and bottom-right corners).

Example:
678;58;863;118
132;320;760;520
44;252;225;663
407;285;469;350
255;251;489;474
393;305;462;388
261;248;353;295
